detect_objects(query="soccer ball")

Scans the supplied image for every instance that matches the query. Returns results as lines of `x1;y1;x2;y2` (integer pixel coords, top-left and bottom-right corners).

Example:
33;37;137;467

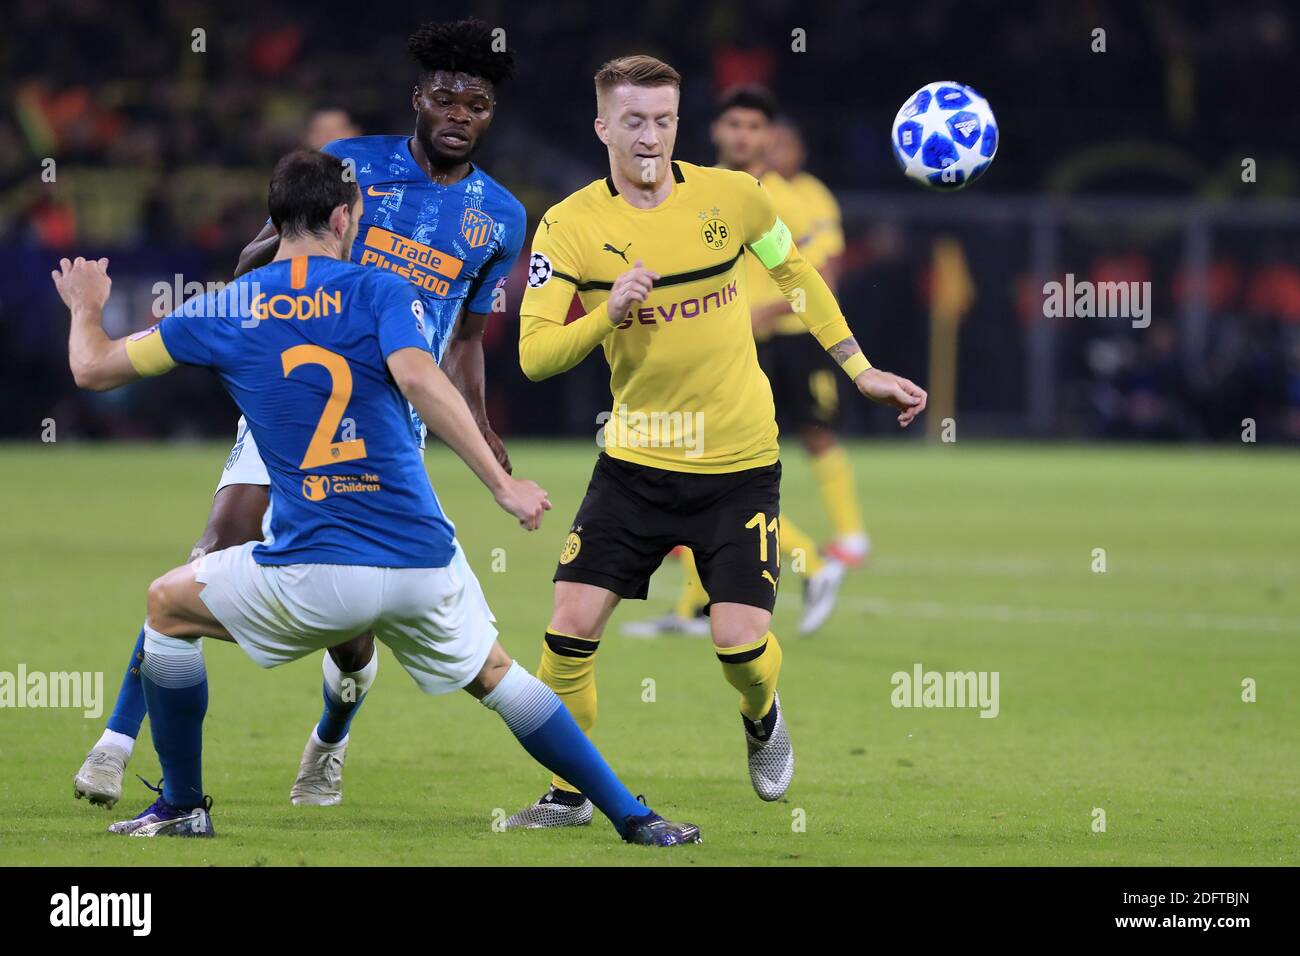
891;82;998;191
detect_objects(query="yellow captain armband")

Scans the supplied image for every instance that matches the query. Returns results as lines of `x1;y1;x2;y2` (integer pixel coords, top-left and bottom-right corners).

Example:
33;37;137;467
841;352;872;380
124;326;177;377
750;217;793;269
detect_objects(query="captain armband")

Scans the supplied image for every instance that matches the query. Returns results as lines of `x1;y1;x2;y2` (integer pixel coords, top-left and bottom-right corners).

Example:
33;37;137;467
749;217;793;269
124;326;177;377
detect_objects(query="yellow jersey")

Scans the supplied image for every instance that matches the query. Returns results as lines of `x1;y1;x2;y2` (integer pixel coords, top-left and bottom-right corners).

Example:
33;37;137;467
790;170;845;266
750;170;846;338
519;160;865;474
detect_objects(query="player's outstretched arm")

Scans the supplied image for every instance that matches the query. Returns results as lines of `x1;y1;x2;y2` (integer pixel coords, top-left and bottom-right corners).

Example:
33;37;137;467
442;310;511;473
825;336;928;427
387;346;551;530
234;222;280;278
52;257;143;391
746;205;928;429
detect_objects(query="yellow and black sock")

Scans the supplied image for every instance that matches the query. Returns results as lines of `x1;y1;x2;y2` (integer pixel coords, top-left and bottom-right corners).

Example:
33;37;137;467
537;630;600;793
716;631;783;725
674;547;710;619
811;446;864;539
779;516;824;575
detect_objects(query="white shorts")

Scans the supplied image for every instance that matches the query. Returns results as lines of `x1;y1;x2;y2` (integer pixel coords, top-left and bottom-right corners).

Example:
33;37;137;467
195;540;497;695
215;416;270;492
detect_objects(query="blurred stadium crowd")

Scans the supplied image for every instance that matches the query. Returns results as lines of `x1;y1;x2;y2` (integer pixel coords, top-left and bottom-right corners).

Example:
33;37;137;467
3;0;1298;442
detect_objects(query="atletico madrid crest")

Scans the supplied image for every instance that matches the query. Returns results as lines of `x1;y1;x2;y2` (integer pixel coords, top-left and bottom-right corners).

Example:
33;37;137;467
459;208;495;249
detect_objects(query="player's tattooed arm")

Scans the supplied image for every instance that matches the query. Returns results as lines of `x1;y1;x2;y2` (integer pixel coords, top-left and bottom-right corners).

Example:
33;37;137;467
827;336;864;368
822;336;928;427
234;222;280;278
442;310;511;473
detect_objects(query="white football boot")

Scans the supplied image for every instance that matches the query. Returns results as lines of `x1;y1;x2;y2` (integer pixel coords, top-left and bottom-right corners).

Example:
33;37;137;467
290;732;348;807
798;558;846;635
744;692;794;801
74;742;130;808
503;788;594;829
824;532;871;568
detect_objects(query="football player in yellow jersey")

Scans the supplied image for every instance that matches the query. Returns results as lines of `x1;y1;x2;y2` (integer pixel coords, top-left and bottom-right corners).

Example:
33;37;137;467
621;86;854;639
766;114;872;560
506;55;926;828
770;117;846;286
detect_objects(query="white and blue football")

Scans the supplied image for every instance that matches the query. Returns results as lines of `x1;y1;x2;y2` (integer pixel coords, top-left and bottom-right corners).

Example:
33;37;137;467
891;82;998;191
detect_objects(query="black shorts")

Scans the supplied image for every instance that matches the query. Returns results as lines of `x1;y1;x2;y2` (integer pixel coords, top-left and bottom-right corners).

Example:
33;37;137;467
758;332;842;431
553;454;782;612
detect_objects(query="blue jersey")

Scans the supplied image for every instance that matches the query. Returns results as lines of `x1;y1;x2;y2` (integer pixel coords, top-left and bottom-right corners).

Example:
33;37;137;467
151;256;455;569
320;136;524;445
321;135;525;362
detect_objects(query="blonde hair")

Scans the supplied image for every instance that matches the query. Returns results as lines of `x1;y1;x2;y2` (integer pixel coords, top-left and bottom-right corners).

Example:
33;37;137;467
594;55;681;100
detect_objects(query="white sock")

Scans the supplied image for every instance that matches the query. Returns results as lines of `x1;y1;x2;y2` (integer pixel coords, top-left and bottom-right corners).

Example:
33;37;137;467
310;727;348;750
322;647;378;702
96;728;136;757
479;662;561;738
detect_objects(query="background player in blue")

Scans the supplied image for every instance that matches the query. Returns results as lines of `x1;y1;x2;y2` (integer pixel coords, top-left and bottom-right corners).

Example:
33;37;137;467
74;19;527;809
54;149;700;847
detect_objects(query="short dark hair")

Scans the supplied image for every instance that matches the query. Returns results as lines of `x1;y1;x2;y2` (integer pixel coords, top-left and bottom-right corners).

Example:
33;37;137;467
714;84;778;120
773;114;802;135
267;150;359;239
408;17;515;86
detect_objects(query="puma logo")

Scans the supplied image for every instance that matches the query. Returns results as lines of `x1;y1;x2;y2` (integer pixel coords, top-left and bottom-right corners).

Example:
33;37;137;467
761;570;778;594
541;215;556;233
602;241;631;263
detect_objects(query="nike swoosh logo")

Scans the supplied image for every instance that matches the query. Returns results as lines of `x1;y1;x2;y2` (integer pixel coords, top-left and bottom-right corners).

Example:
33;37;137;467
367;186;397;197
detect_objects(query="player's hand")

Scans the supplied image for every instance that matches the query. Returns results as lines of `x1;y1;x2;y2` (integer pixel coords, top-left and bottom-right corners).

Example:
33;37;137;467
855;368;928;427
606;259;660;322
483;427;512;474
494;476;551;530
51;257;112;312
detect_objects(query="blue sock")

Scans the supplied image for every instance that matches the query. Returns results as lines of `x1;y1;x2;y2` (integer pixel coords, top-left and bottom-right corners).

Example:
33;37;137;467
105;625;148;738
139;628;208;810
481;662;648;834
316;680;366;744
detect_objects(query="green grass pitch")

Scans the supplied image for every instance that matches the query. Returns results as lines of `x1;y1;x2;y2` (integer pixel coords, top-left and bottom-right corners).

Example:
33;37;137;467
0;440;1296;866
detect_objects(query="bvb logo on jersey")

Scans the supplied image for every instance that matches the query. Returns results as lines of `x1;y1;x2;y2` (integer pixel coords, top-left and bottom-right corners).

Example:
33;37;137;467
559;531;582;565
701;217;730;251
459;208;495;249
302;475;330;501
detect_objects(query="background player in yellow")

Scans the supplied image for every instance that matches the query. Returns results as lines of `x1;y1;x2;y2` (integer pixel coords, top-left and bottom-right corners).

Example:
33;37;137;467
725;91;871;563
767;113;870;563
508;55;926;828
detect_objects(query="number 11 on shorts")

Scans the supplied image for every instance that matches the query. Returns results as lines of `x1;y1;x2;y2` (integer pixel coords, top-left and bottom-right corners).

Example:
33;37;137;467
745;511;780;567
